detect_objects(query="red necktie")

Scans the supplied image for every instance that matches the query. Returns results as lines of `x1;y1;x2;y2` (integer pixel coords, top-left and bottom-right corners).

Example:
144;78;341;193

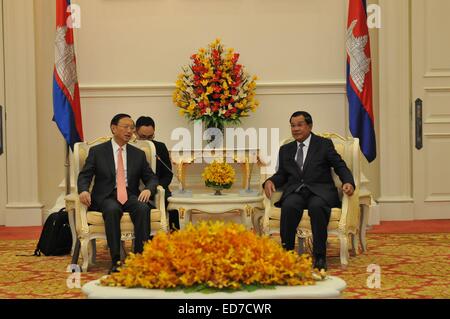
116;147;128;205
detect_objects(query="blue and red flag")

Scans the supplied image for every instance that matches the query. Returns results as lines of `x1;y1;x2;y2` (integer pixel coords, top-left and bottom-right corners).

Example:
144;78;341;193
346;0;376;162
53;0;83;150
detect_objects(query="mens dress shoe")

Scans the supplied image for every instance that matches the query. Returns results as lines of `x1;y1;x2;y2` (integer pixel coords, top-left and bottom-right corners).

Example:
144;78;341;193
108;260;121;274
313;257;327;271
108;263;120;274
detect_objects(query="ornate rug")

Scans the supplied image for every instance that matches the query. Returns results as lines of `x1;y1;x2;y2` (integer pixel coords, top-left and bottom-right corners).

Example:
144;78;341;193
0;233;449;298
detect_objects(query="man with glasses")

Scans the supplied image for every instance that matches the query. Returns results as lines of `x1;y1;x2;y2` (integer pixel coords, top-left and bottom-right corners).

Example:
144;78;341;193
135;116;179;231
78;113;158;273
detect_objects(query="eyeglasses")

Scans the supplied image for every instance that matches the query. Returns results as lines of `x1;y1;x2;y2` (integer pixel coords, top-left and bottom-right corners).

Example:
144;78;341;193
137;134;155;141
116;124;136;131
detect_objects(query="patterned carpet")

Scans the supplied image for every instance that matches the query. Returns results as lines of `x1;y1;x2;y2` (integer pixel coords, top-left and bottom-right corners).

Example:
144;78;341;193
0;233;449;299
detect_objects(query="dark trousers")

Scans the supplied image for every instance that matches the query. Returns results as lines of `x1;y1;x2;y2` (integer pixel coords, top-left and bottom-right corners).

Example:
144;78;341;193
164;190;180;231
280;187;331;257
168;210;180;231
99;190;153;263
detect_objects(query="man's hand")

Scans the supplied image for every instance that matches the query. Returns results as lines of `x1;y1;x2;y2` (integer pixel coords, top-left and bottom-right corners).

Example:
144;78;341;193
342;183;354;196
264;180;276;199
79;191;91;207
138;189;151;202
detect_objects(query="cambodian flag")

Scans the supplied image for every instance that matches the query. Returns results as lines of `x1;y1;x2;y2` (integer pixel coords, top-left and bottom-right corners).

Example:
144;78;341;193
53;0;83;150
346;0;376;162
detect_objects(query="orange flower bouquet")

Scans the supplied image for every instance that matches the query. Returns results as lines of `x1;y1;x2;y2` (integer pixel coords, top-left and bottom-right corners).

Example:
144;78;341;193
100;221;316;291
173;39;259;130
202;160;235;195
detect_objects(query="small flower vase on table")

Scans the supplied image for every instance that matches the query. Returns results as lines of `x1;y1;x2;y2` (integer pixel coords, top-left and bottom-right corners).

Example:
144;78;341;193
202;161;236;196
206;182;232;196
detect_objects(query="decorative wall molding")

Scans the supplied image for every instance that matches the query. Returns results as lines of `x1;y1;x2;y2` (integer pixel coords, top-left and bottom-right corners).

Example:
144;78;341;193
377;196;414;203
423;133;450;137
5;207;43;226
424;72;450;78
424;87;450;92
378;202;415;221
79;81;346;98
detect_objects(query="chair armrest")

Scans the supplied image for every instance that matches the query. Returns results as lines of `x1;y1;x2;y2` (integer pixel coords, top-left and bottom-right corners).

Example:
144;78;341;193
64;193;89;236
262;191;283;235
339;188;360;233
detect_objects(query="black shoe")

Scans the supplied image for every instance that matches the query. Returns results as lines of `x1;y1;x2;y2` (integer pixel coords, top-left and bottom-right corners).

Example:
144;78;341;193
108;260;121;274
313;257;327;271
108;265;120;274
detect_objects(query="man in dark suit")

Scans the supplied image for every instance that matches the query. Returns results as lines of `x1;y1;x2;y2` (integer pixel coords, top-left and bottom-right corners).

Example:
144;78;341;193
263;111;355;271
78;113;158;273
135;116;179;231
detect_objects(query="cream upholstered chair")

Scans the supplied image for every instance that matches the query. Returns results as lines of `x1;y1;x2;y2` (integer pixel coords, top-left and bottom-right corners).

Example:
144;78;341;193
65;137;168;272
261;133;361;267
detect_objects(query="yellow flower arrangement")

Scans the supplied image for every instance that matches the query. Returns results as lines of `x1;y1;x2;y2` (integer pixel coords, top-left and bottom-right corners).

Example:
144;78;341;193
100;221;316;290
173;38;259;129
202;160;235;189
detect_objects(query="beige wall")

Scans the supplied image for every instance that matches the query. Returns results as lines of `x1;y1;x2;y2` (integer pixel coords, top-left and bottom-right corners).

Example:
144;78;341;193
35;0;67;218
4;0;382;225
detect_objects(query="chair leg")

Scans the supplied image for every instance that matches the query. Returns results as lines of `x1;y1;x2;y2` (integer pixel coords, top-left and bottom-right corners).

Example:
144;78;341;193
70;239;81;266
351;233;359;256
89;239;97;264
297;236;306;255
338;233;349;268
80;239;90;272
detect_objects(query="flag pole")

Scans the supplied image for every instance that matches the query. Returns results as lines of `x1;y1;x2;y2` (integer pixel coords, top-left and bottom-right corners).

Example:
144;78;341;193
65;140;81;266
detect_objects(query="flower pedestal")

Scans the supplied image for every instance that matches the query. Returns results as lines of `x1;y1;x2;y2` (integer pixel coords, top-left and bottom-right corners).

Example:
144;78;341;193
209;185;225;195
83;276;347;299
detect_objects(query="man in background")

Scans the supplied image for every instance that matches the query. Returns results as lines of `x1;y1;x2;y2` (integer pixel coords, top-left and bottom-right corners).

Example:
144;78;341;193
135;116;179;231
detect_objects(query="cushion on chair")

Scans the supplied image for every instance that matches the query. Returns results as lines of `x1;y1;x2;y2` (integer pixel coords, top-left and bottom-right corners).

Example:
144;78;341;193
86;210;162;225
89;224;134;234
89;222;163;235
268;207;342;231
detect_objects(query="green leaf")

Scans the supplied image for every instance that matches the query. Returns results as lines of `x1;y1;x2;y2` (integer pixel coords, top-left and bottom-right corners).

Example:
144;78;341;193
165;283;277;294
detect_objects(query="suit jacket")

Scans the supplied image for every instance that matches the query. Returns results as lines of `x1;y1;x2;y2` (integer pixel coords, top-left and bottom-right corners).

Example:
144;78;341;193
77;141;159;209
152;140;173;197
265;133;355;208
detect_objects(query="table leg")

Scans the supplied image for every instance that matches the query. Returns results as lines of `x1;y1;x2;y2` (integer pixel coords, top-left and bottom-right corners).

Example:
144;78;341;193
178;208;187;229
241;205;253;230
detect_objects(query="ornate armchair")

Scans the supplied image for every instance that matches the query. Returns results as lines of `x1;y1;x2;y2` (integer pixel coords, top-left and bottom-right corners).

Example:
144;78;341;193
65;137;168;272
260;133;361;267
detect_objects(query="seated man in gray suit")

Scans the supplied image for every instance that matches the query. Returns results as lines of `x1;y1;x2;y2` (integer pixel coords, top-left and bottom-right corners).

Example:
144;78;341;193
77;113;158;273
263;111;355;271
